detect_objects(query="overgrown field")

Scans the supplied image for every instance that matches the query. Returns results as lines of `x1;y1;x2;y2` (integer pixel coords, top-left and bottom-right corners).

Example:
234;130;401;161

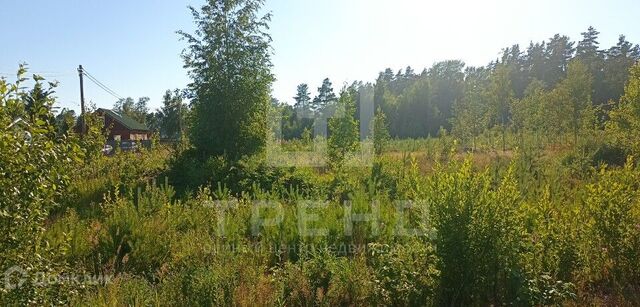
5;133;640;305
3;1;640;303
1;72;639;305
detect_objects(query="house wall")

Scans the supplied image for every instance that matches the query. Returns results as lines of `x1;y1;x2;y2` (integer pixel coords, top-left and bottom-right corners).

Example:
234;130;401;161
103;115;150;141
104;116;130;140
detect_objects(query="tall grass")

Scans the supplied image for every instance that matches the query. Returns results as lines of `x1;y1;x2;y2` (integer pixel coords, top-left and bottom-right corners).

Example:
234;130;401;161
36;141;640;306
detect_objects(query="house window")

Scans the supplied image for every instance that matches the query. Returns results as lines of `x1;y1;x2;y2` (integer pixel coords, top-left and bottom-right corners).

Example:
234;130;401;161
127;133;147;141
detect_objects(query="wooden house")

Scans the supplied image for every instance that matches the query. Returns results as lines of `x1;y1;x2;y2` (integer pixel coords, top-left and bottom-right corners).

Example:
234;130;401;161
97;108;150;141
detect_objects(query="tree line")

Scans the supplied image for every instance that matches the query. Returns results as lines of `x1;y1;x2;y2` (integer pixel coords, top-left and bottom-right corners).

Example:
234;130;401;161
276;27;639;150
58;22;639;161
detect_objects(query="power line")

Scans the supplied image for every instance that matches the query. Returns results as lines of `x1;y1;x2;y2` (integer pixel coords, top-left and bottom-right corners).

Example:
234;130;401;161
82;69;119;97
81;68;124;100
82;70;123;100
0;71;75;77
85;74;122;100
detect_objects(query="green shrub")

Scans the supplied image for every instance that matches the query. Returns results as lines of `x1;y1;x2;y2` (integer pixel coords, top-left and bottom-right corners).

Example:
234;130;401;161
579;159;640;301
426;161;530;305
0;67;83;305
367;242;438;306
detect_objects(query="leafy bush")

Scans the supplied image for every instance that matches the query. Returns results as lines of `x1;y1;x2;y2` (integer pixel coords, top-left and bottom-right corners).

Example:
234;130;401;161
367;242;438;305
425;161;529;305
0;67;83;305
579;159;640;302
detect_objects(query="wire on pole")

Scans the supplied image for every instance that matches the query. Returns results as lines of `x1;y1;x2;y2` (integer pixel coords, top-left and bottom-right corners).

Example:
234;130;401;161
81;68;124;100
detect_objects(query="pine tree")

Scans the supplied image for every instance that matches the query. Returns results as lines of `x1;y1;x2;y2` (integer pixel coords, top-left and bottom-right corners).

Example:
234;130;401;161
396;78;439;138
576;26;606;105
292;83;313;138
428;60;466;130
293;83;311;113
545;34;575;86
604;35;640;103
525;41;547;84
312;78;338;114
576;26;602;60
501;44;528;98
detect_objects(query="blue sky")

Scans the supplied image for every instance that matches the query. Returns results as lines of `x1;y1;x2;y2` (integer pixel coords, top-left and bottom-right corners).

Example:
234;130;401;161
1;0;639;113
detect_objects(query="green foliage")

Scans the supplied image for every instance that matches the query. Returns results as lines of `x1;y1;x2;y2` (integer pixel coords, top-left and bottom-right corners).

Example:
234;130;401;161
168;148;325;198
154;89;187;140
80;106;108;162
425;161;528;305
27;137;640;305
367;242;438;305
372;107;390;156
0;66;83;305
180;0;274;160
294;83;312;112
451;67;489;150
512;80;548;135
487;63;514;151
55;108;76;137
392;76;441;138
580;160;640;293
604;35;640;103
312;78;338;114
555;60;596;145
327;87;360;169
359;27;639;144
113;97;149;125
7;23;640;307
608;63;640;155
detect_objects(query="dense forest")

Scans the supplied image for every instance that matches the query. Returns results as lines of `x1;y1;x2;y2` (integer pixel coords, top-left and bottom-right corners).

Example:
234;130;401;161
277;27;640;144
2;0;640;306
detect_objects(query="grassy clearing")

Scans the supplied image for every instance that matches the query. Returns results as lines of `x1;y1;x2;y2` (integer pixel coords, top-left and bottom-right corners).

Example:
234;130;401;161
29;135;640;306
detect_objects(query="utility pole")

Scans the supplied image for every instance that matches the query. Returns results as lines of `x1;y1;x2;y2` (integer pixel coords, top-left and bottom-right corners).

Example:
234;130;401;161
78;65;86;135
